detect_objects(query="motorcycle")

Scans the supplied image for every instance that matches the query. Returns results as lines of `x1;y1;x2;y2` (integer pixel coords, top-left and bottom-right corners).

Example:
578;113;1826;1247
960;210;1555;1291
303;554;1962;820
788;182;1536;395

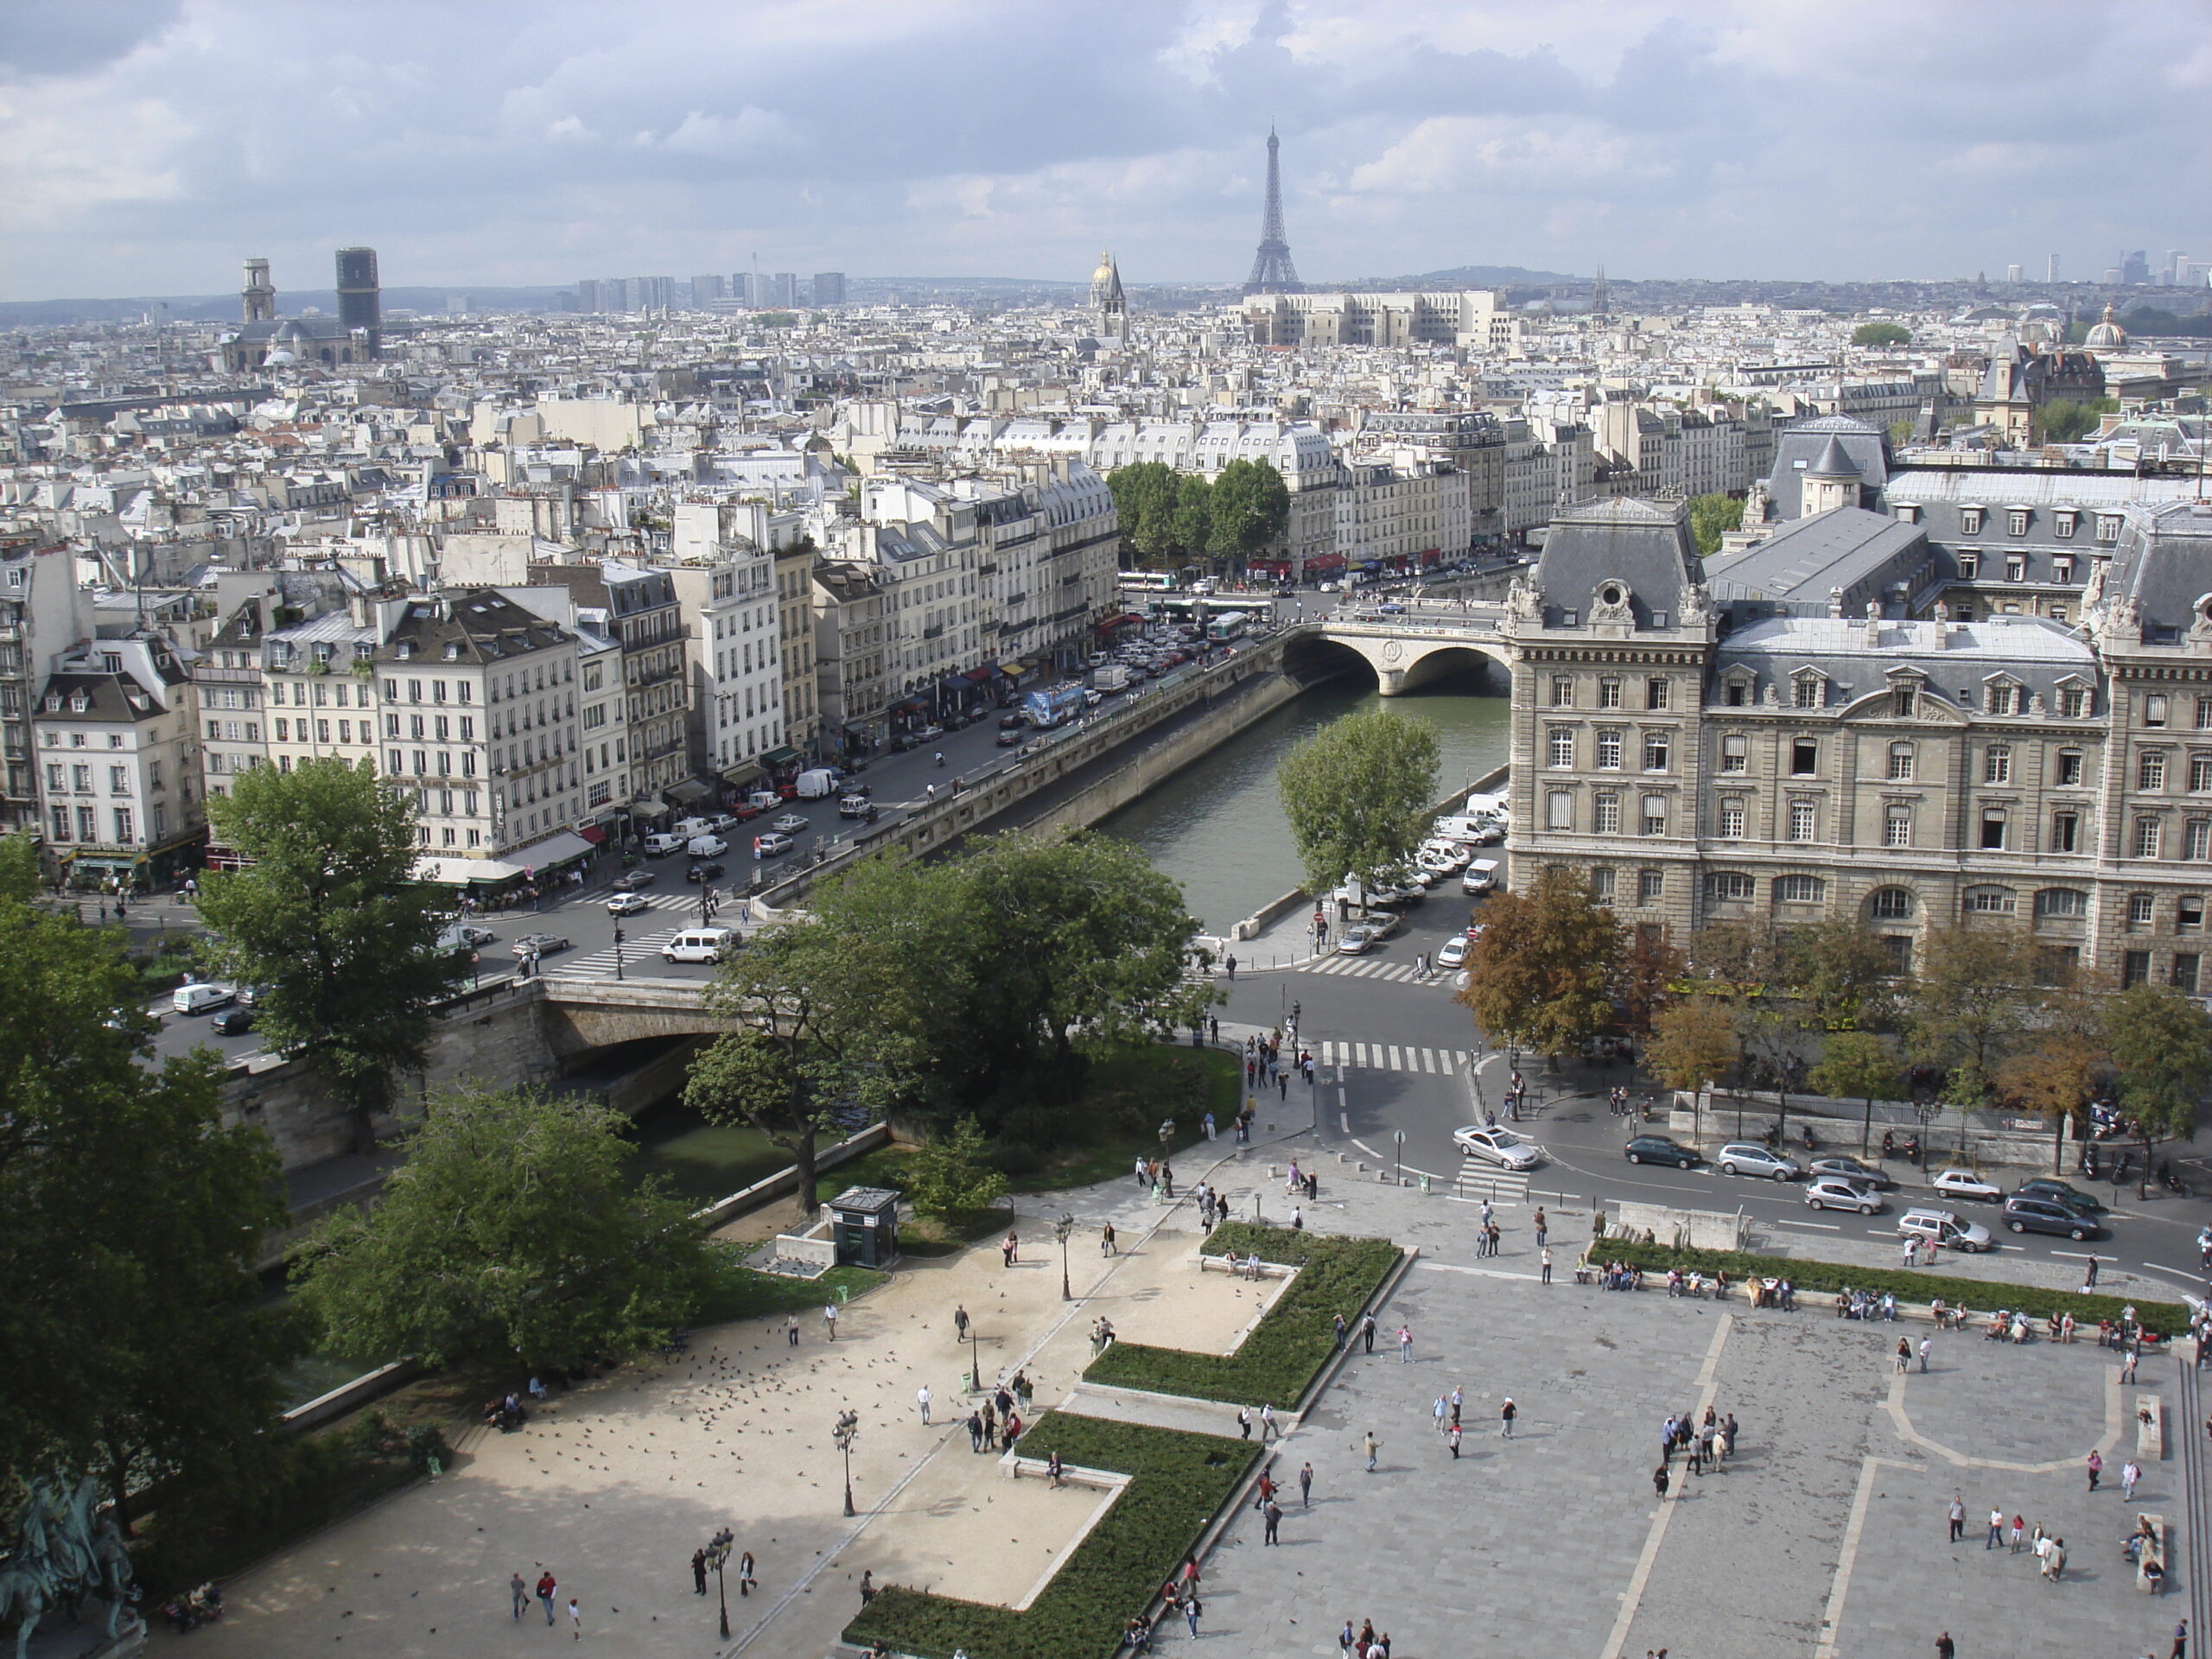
2160;1162;2186;1195
1900;1133;1922;1166
1881;1129;1896;1159
1802;1122;1819;1152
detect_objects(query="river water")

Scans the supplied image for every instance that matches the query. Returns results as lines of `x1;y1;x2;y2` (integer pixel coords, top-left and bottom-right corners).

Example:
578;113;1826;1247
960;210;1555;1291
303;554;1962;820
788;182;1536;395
1095;670;1511;934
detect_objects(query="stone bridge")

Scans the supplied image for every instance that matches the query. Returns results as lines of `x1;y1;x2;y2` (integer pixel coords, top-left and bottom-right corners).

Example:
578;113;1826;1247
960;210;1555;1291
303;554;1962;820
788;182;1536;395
535;973;734;1057
1284;607;1514;696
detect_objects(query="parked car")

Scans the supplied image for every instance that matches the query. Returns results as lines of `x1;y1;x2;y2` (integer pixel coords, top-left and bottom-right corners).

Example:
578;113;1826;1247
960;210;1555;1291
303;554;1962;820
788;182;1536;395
1716;1142;1801;1180
686;835;729;859
1897;1206;1993;1254
998;712;1027;730
1454;1125;1546;1170
1624;1135;1701;1168
1930;1167;2004;1204
686;861;726;884
1436;935;1469;970
512;932;570;957
210;1007;256;1037
2013;1178;2108;1215
607;892;651;916
753;831;795;859
770;813;810;834
610;869;657;892
2002;1196;2108;1241
1807;1155;1895;1191
171;982;234;1015
1803;1177;1885;1215
996;727;1025;746
1336;923;1383;957
446;923;498;946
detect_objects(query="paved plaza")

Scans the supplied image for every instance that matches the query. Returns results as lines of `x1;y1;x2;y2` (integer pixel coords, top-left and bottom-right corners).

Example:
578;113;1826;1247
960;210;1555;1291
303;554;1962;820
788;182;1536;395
168;1089;2190;1659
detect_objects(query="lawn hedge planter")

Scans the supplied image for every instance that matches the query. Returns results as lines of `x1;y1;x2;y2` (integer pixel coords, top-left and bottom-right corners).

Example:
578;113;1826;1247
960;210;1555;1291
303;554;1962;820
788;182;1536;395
841;1413;1258;1659
1084;1224;1401;1407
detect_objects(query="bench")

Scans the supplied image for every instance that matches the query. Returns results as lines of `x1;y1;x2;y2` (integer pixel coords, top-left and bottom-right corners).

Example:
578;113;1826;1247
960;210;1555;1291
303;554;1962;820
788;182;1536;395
999;1452;1124;1491
2138;1393;2166;1462
2136;1513;2167;1592
1197;1253;1294;1280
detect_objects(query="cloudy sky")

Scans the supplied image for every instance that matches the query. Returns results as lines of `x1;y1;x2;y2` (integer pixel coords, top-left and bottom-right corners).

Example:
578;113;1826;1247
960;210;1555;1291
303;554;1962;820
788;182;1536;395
4;0;2209;302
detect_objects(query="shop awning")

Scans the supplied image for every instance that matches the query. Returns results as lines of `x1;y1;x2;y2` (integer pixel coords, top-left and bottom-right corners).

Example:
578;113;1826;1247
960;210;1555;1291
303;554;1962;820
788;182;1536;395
721;760;763;787
416;855;522;886
1000;661;1032;679
963;666;997;683
760;746;801;770
1094;613;1144;631
578;824;608;844
512;830;594;872
665;778;714;805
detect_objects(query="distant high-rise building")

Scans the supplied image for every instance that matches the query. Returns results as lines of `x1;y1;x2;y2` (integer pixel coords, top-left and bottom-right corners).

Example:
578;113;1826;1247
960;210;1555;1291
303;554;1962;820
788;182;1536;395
692;273;727;304
2166;251;2186;287
445;296;471;316
334;246;380;352
812;271;846;307
2121;249;2151;285
767;272;798;308
632;276;676;311
2005;264;2022;284
576;277;603;312
730;272;754;306
1590;265;1609;319
1244;128;1302;295
2046;253;2059;283
241;257;275;323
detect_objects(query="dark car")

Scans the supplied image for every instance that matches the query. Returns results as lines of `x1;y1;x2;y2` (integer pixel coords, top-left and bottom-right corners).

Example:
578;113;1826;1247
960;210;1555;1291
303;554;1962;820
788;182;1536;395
1625;1135;1702;1169
211;1007;256;1036
999;712;1027;730
1808;1154;1896;1191
889;732;923;753
610;869;657;892
2002;1196;2108;1242
686;861;726;883
2014;1178;2108;1215
995;727;1024;746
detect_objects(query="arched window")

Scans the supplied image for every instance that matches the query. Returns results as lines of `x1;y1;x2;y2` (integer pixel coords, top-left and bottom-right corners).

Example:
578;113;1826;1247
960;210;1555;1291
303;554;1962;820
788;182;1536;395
1867;887;1915;920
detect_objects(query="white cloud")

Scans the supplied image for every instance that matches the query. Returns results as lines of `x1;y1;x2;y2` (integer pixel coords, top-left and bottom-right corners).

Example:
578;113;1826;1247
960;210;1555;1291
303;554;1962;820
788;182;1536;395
651;107;799;157
1349;116;1662;196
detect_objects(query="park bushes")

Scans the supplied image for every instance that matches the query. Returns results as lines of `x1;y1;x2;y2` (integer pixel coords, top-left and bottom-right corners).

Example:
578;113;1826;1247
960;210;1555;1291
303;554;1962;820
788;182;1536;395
1601;1237;2190;1334
842;1412;1258;1659
1084;1223;1401;1407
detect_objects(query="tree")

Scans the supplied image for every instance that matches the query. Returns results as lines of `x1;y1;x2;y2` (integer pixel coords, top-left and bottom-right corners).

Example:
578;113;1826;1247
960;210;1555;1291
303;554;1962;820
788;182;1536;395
1851;321;1912;347
1997;969;2111;1173
1456;866;1620;1067
2102;983;2212;1195
1905;924;2034;1109
1206;458;1291;566
1277;709;1440;898
0;845;299;1513
1688;493;1745;556
1648;995;1741;1094
2040;398;2115;443
1614;925;1686;1039
1807;1030;1902;1156
1782;918;1901;1033
1107;462;1181;569
1172;473;1214;565
195;759;471;1147
298;1084;707;1371
903;1116;1009;1219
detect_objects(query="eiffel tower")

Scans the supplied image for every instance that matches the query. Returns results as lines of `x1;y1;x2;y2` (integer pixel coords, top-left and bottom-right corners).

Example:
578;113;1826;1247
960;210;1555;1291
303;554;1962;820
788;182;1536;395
1243;128;1302;295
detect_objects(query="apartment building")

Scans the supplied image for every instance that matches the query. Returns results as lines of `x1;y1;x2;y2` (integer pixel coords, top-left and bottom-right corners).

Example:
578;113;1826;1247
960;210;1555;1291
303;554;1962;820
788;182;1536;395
812;560;889;760
774;537;820;762
33;634;204;888
666;499;786;785
535;562;689;800
0;539;87;831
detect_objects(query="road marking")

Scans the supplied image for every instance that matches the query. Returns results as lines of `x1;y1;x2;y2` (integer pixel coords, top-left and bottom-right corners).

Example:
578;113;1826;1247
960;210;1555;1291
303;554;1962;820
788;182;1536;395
1814;1455;1904;1659
1772;1217;1840;1231
1884;1365;2122;1472
2139;1262;2204;1286
1421;1048;1437;1073
1599;1315;1732;1659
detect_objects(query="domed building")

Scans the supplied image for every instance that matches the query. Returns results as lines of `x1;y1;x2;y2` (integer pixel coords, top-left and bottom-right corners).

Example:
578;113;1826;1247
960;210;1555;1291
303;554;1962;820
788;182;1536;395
1089;250;1128;344
2084;302;2129;353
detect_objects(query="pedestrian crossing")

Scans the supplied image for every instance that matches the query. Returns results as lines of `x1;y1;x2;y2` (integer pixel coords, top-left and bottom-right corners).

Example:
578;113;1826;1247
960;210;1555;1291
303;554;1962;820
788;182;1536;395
1314;1040;1475;1077
1297;957;1453;985
1452;1161;1532;1202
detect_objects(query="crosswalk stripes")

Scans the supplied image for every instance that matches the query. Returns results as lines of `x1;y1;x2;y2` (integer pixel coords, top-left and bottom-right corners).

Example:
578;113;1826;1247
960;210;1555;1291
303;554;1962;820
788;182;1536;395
1452;1161;1531;1202
1297;958;1452;985
1317;1040;1472;1077
560;923;691;976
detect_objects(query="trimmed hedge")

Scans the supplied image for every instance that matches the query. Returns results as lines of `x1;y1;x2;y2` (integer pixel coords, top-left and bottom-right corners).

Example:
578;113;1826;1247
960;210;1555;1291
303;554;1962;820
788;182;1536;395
1084;1223;1400;1406
842;1412;1258;1659
1600;1237;2190;1335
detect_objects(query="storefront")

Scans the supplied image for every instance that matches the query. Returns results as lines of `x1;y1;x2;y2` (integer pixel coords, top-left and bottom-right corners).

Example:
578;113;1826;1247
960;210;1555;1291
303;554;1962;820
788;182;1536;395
759;746;802;788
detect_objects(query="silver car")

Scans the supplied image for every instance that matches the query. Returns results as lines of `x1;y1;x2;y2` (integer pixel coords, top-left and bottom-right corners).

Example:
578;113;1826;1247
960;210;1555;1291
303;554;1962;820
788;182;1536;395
1803;1177;1884;1215
1716;1142;1801;1180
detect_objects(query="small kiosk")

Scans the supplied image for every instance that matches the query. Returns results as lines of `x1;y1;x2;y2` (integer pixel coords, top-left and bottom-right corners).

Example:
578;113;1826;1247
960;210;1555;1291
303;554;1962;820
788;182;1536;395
830;1185;901;1268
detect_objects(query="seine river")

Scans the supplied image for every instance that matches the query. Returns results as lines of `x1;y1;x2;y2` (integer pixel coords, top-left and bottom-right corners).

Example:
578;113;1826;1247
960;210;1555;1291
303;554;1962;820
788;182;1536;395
1094;670;1511;934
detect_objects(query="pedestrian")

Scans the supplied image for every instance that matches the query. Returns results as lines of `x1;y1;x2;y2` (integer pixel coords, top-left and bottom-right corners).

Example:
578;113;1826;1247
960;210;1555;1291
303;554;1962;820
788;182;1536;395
1300;1461;1313;1506
1936;1634;1955;1659
1003;1229;1019;1268
1361;1313;1377;1354
1210;1014;1219;1043
967;1411;984;1452
859;1569;875;1606
955;1305;970;1342
1225;953;1237;982
2124;1345;2140;1385
2174;1618;2189;1659
568;1598;582;1640
1333;1313;1348;1351
2084;1255;2101;1290
1433;1395;1448;1435
1262;1498;1282;1545
2124;1459;2141;1501
1541;1245;1554;1284
1948;1495;1965;1541
691;1550;708;1595
1047;1449;1064;1488
537;1571;558;1625
785;1312;800;1347
1185;1594;1202;1638
1262;1402;1279;1441
1292;1205;1304;1231
1364;1431;1380;1471
1500;1396;1516;1439
1534;1207;1547;1248
1654;1464;1670;1500
1450;1385;1463;1424
1986;1507;2004;1549
823;1301;839;1340
1238;1406;1253;1440
1102;1220;1116;1255
1918;1335;1931;1372
2046;1537;2066;1582
2088;1450;2103;1492
918;1384;932;1425
1398;1324;1413;1363
1897;1338;1912;1374
512;1571;530;1619
1447;1423;1462;1459
2009;1514;2024;1553
739;1550;755;1595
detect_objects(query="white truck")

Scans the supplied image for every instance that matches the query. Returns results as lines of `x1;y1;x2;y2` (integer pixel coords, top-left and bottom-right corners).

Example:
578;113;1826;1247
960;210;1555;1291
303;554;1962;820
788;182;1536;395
1091;663;1133;692
794;768;840;798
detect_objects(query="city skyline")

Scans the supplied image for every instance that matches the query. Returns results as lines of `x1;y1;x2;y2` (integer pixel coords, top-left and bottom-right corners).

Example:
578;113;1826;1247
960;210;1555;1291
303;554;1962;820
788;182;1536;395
3;0;2210;303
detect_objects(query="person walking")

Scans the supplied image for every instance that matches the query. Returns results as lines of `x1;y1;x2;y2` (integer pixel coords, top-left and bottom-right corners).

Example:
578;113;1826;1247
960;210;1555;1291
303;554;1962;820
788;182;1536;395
512;1572;530;1619
1262;1402;1279;1442
1398;1324;1414;1363
1897;1338;1912;1374
1935;1634;1955;1659
2088;1450;2103;1492
1433;1395;1448;1436
1918;1335;1931;1372
1364;1431;1380;1472
2045;1537;2067;1582
537;1571;558;1625
1333;1313;1348;1351
1185;1594;1203;1638
2009;1514;2024;1553
1299;1461;1313;1507
1224;953;1237;982
2124;1459;2142;1501
785;1312;800;1347
1002;1230;1020;1268
1135;1155;1149;1191
954;1305;970;1343
918;1384;932;1425
1448;1421;1462;1458
967;1411;985;1452
1101;1220;1116;1255
691;1550;708;1595
823;1301;839;1341
2083;1255;2101;1290
1541;1244;1554;1284
1947;1495;1965;1542
1499;1396;1516;1439
1262;1498;1282;1545
567;1598;582;1641
1361;1313;1377;1354
1986;1507;2004;1549
738;1551;755;1596
1534;1207;1548;1249
2173;1618;2189;1659
1654;1464;1671;1500
1450;1385;1463;1426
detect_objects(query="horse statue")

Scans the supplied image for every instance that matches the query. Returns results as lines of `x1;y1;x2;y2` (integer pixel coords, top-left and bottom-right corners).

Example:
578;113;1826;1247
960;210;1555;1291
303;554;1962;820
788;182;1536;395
0;1474;140;1658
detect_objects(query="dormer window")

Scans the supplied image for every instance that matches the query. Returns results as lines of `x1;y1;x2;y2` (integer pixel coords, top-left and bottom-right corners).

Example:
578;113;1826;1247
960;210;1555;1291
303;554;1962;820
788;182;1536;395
1792;671;1825;709
1985;680;2019;716
2097;515;2122;543
1957;553;1980;580
2056;510;2079;539
70;693;88;713
2007;509;2030;537
1894;505;1920;524
1960;507;1985;535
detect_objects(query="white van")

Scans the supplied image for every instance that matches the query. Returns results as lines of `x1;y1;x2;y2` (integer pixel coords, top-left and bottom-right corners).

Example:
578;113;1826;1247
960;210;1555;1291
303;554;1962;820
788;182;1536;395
686;835;728;859
643;831;687;856
663;928;735;964
172;982;234;1015
795;768;840;799
671;817;712;841
1462;859;1501;895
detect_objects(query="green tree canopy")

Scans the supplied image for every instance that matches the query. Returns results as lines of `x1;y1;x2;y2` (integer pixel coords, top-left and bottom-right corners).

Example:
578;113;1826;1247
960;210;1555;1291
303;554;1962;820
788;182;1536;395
298;1084;707;1371
1905;924;2035;1107
0;845;297;1510
1207;458;1290;564
2040;398;2117;443
1276;709;1440;896
1106;462;1182;569
1687;493;1745;557
1851;321;1912;347
1172;474;1214;565
1782;918;1902;1032
1647;995;1741;1093
2102;983;2212;1176
195;758;470;1144
903;1116;1009;1219
1807;1029;1903;1155
1455;866;1620;1066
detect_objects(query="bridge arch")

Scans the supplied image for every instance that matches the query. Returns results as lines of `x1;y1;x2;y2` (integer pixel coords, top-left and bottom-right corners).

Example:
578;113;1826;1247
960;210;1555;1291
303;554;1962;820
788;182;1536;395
1302;624;1511;697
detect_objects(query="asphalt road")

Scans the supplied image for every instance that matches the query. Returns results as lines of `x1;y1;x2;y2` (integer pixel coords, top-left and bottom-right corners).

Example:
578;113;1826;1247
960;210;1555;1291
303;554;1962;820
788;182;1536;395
1216;893;2212;1301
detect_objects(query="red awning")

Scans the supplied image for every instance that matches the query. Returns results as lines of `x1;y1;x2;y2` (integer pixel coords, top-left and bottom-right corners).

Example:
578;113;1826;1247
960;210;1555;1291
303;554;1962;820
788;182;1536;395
1305;553;1347;570
578;824;608;844
1095;613;1144;631
963;666;996;683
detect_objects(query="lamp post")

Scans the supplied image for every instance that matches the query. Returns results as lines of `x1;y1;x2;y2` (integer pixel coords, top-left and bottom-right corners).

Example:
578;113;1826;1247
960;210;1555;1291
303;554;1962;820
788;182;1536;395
1395;1128;1404;1187
710;1541;730;1639
613;925;626;981
833;1408;859;1517
1055;1211;1075;1301
968;1320;982;1394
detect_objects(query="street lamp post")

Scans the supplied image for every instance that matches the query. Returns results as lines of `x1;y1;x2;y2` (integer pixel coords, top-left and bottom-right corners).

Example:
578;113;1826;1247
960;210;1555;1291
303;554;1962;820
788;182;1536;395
1394;1129;1404;1187
1055;1211;1075;1301
613;925;626;981
833;1408;859;1517
968;1321;982;1394
711;1541;730;1639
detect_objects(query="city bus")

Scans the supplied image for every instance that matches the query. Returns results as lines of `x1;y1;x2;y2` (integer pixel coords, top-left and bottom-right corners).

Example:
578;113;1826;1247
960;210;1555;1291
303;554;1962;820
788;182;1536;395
1117;570;1178;593
1205;611;1251;643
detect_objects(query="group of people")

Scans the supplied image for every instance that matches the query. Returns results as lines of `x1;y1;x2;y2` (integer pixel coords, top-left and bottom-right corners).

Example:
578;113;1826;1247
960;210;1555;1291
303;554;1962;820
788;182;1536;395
1950;1497;2075;1583
1338;1618;1393;1656
1590;1259;1646;1292
1662;1266;1727;1300
1651;1406;1738;1493
1194;1182;1234;1229
1606;1085;1656;1119
1134;1154;1176;1203
1088;1316;1119;1356
1243;1028;1315;1100
964;1395;1024;1453
1835;1287;1897;1322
